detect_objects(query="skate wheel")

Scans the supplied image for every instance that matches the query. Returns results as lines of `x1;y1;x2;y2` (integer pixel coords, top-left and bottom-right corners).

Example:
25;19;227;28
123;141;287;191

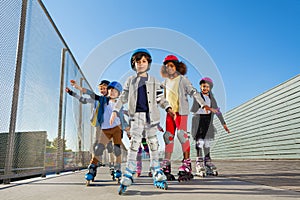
213;171;218;176
163;182;168;190
118;185;126;195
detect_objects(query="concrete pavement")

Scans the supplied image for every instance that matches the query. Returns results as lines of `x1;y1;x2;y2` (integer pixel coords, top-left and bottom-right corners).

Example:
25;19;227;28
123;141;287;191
0;160;299;200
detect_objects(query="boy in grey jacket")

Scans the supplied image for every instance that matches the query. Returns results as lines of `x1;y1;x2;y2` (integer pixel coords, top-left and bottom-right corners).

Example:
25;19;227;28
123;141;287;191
110;48;174;194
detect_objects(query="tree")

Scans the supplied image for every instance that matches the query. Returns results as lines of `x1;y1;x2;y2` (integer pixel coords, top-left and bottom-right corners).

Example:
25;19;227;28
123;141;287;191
52;137;67;151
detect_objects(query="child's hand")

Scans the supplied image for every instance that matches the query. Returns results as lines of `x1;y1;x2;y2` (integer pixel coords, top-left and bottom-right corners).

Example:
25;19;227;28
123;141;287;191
123;110;129;116
70;80;76;86
203;105;218;113
167;107;175;118
157;124;164;132
65;87;73;95
125;126;130;132
223;124;230;134
110;111;117;126
124;126;131;139
210;107;218;113
70;80;83;91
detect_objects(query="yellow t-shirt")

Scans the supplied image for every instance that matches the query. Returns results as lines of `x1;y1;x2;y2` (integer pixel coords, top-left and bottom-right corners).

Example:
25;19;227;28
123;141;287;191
166;76;180;112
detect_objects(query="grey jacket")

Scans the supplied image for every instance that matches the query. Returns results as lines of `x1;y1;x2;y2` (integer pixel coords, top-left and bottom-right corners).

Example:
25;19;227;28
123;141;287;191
190;92;226;125
162;75;207;115
190;92;226;139
113;74;171;125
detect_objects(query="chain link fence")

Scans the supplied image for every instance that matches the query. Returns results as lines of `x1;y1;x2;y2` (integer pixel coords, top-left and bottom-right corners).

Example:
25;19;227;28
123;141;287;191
0;0;108;183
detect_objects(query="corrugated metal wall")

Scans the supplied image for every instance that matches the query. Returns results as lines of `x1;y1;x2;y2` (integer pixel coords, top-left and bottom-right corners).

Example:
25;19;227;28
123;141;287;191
211;74;300;159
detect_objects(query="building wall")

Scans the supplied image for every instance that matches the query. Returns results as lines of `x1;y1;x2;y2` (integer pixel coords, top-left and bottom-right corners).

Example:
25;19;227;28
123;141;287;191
211;74;300;159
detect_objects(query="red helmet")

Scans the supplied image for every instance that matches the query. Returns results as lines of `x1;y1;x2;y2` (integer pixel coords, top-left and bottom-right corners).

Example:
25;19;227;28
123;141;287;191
163;55;179;65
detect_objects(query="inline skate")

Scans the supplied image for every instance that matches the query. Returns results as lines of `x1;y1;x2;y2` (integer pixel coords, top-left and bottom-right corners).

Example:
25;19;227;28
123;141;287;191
114;169;122;183
118;174;133;195
110;167;115;181
195;157;206;177
85;163;97;186
178;158;194;182
153;170;168;190
205;157;218;176
161;159;175;181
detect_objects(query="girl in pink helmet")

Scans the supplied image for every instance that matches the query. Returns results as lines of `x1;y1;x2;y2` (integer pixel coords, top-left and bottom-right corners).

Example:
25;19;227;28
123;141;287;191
190;77;230;177
160;55;217;182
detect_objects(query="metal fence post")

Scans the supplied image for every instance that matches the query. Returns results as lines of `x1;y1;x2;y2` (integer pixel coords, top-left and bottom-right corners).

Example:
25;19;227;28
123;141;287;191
3;0;28;184
56;48;68;174
78;78;84;166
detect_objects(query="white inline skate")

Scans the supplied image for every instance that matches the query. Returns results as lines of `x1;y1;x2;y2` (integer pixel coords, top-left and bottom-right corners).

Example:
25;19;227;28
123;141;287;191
195;158;206;177
118;174;133;195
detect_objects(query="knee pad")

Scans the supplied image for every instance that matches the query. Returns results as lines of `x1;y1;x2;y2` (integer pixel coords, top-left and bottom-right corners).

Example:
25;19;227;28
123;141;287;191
177;129;189;144
148;136;159;151
163;131;174;145
130;138;140;151
204;139;211;148
114;144;121;157
196;139;204;149
106;141;113;153
94;143;105;156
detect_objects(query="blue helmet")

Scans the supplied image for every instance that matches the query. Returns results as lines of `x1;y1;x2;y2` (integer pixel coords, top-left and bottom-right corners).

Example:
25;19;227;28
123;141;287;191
107;81;122;93
130;48;152;70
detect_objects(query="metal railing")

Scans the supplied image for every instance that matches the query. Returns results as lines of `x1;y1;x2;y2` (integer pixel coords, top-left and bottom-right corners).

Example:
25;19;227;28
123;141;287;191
0;0;97;183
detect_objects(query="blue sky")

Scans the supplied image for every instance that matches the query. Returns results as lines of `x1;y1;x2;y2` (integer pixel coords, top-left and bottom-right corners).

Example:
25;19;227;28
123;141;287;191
42;0;300;112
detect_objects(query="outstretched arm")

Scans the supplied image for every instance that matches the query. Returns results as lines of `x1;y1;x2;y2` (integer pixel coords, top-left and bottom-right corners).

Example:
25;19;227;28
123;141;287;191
212;98;230;134
70;80;87;93
223;124;230;133
65;87;94;104
70;80;101;100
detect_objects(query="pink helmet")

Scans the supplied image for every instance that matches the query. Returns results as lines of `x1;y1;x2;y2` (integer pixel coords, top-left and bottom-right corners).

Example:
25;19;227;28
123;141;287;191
200;77;213;88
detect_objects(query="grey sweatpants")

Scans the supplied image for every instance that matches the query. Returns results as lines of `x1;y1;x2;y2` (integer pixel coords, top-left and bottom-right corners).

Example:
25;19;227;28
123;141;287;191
124;112;160;176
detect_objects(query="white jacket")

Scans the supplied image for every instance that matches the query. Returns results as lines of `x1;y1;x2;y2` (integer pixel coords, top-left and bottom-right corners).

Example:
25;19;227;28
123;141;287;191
113;74;170;125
